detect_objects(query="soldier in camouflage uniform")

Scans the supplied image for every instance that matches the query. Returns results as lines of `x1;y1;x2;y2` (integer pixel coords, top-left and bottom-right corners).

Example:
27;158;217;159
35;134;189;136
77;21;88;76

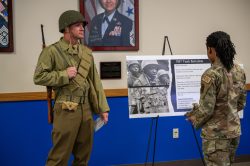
33;10;110;166
185;31;246;166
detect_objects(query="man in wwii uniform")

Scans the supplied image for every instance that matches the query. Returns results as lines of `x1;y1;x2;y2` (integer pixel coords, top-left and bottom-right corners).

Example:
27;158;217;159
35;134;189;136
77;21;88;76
185;31;246;166
127;60;143;114
133;60;160;86
157;69;170;88
33;10;110;166
156;69;170;109
127;60;141;87
129;87;144;114
88;0;133;46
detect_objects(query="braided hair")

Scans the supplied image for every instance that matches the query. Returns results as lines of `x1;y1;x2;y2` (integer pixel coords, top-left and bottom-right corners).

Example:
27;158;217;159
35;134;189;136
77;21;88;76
206;31;236;71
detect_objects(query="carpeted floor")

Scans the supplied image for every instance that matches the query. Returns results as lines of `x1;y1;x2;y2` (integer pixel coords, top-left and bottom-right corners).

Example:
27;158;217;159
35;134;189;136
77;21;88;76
117;162;250;166
234;162;250;166
114;158;250;166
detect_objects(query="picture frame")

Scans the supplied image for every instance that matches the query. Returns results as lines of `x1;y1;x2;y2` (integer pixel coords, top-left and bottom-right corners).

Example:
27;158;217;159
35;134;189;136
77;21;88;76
0;0;13;52
79;0;139;51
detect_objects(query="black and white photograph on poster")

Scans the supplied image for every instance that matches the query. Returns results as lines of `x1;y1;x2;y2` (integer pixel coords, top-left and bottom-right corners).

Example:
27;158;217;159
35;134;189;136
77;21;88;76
128;87;170;115
127;57;173;118
126;55;211;118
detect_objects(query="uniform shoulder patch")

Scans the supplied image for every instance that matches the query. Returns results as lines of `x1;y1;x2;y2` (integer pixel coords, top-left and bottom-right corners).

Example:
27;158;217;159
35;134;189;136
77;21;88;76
202;75;212;84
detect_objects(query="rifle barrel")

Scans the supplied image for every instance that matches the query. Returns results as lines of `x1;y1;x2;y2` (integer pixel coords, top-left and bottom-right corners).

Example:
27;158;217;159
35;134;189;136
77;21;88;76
41;24;53;124
41;24;46;49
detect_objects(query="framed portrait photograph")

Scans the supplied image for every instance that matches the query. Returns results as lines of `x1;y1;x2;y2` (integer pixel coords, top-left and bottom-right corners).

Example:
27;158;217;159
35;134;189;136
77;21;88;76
80;0;139;51
0;0;13;52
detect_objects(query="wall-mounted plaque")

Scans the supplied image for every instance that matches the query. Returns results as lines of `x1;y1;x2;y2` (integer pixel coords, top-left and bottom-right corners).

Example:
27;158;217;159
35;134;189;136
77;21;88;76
100;62;121;79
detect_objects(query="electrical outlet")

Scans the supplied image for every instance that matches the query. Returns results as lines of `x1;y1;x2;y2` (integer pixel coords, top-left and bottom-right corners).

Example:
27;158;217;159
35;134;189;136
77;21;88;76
173;128;179;139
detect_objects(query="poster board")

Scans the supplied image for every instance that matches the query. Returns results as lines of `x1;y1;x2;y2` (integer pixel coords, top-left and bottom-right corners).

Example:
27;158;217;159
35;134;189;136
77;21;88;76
127;55;211;118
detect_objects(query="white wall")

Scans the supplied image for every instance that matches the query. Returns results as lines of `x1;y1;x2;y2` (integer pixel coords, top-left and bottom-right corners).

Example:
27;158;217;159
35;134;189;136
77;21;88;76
0;0;249;93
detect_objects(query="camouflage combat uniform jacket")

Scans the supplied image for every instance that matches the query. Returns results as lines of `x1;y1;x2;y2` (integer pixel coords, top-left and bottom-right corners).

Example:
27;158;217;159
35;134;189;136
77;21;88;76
186;60;246;139
34;38;109;114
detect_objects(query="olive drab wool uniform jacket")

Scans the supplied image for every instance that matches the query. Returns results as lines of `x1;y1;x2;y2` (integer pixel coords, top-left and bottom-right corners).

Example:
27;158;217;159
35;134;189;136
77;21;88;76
33;38;109;114
186;60;246;139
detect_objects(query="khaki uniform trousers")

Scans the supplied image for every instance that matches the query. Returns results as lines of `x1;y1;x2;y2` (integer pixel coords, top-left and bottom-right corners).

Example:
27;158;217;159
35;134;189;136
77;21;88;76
46;100;94;166
202;137;240;166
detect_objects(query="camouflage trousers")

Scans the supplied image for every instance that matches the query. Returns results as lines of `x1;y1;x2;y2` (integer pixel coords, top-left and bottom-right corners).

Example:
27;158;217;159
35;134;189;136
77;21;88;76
202;137;240;166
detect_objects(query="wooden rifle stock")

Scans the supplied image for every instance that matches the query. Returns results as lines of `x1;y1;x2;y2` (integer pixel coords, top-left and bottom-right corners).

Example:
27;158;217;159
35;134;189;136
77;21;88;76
46;86;53;123
41;24;53;124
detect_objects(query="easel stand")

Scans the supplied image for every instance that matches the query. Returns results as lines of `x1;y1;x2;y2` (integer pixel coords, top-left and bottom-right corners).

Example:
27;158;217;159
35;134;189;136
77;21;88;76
191;124;206;166
144;116;159;166
144;36;172;166
144;36;205;166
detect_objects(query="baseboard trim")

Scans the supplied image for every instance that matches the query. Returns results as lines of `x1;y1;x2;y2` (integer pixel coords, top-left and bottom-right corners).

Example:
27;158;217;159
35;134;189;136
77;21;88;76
235;154;250;163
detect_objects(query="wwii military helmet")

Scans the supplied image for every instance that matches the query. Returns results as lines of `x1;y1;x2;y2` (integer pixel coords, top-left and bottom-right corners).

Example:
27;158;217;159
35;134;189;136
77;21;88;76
128;60;140;68
157;69;170;87
141;60;159;71
59;10;87;33
157;69;168;78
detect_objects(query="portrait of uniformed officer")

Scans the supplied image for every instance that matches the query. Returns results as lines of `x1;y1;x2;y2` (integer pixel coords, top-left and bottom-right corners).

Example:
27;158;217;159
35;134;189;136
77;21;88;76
88;0;133;46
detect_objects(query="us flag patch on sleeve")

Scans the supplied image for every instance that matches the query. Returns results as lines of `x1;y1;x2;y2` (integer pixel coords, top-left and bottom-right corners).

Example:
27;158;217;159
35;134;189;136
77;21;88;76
202;75;211;84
